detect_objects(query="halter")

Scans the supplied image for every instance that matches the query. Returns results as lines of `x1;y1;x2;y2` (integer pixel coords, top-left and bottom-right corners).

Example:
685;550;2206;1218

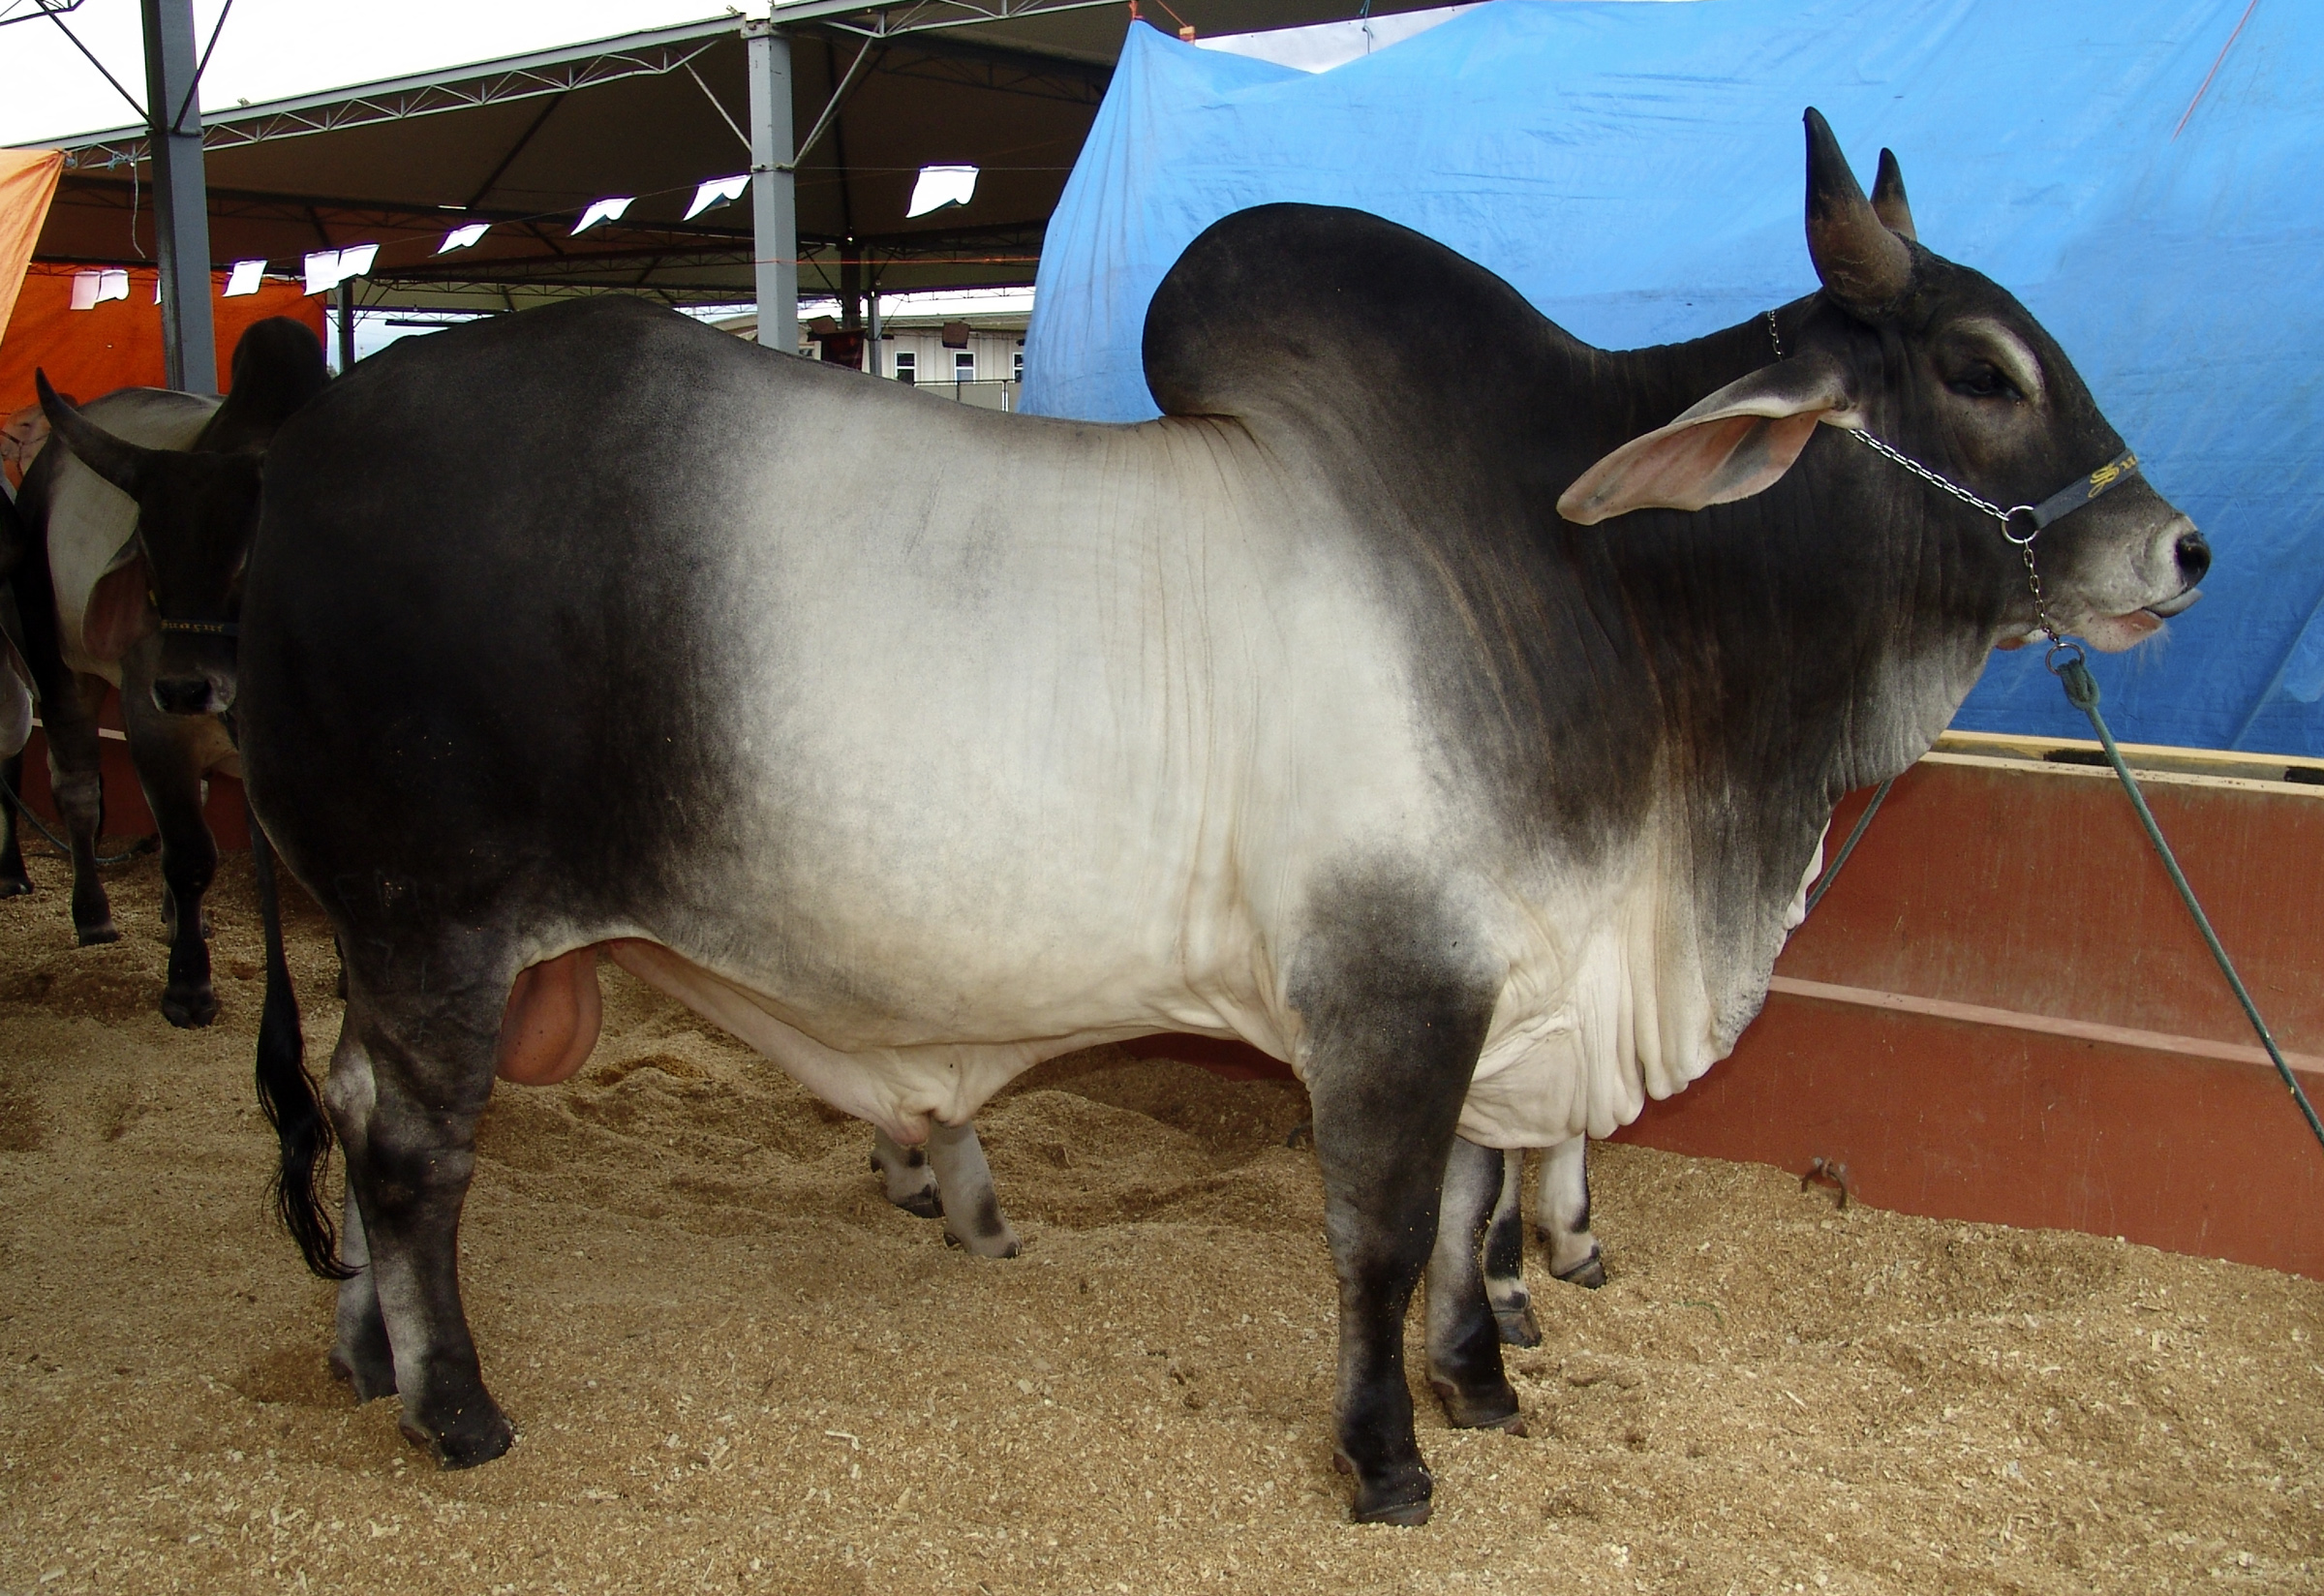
1763;308;2142;666
157;617;240;638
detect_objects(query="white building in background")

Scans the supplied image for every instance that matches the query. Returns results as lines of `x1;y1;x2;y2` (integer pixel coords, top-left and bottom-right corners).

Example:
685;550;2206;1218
715;287;1030;412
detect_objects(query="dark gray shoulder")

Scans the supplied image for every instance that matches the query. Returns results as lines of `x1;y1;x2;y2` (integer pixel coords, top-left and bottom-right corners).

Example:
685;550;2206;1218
1140;203;1571;421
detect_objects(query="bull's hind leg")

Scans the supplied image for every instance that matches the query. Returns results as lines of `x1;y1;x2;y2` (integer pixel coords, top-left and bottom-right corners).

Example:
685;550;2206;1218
871;1127;943;1218
1423;1137;1527;1431
328;1183;397;1401
1297;890;1502;1526
0;750;30;897
926;1120;1021;1257
325;963;512;1467
1534;1135;1605;1287
1479;1147;1542;1345
120;668;219;1027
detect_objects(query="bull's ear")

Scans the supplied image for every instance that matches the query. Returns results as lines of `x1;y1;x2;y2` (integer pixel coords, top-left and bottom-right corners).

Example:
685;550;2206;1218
1557;353;1857;526
37;371;155;499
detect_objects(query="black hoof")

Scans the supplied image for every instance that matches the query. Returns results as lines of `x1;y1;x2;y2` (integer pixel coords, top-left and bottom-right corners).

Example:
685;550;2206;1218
894;1188;944;1220
76;922;121;947
1493;1303;1543;1347
403;1399;515;1470
1429;1375;1525;1434
1342;1458;1433;1525
329;1345;398;1403
0;875;31;899
161;984;219;1028
1556;1249;1607;1290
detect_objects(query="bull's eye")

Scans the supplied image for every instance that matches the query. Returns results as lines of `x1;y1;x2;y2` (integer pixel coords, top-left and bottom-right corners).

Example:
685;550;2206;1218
1948;362;2022;404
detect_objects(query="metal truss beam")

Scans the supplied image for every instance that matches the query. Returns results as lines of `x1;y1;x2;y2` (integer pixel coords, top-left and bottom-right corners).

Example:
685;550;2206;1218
50;18;744;170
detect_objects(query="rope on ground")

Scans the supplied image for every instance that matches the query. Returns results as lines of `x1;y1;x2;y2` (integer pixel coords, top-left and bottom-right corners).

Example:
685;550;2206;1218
0;768;153;868
2056;655;2324;1155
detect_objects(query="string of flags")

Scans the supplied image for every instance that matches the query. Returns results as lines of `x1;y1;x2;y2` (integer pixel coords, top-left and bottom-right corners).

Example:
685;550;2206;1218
65;162;976;310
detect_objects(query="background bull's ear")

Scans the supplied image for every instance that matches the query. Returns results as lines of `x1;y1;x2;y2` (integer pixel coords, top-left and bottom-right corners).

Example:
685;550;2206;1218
1870;149;1917;242
1805;108;1913;318
36;371;154;500
1558;353;1857;525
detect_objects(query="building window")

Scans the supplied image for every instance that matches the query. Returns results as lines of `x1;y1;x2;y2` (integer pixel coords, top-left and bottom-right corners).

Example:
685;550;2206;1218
895;350;915;384
954;351;976;383
1013;351;1024;381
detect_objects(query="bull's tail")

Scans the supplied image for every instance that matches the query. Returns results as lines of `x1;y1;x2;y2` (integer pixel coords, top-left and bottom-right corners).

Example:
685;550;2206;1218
249;800;354;1279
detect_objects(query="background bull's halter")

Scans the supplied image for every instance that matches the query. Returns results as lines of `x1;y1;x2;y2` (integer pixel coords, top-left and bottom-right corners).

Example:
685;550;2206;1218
1814;411;2324;1158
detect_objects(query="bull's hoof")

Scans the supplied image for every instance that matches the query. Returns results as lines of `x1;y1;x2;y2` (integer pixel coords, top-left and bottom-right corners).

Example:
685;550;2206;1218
1428;1375;1525;1434
402;1399;515;1470
1493;1303;1543;1347
893;1187;944;1220
1339;1456;1433;1525
0;874;32;898
946;1224;1023;1258
1556;1249;1607;1290
162;983;219;1028
76;921;120;947
328;1343;398;1403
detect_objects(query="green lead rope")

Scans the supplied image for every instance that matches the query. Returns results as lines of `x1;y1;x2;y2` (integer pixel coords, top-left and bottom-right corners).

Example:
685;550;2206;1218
2055;656;2324;1155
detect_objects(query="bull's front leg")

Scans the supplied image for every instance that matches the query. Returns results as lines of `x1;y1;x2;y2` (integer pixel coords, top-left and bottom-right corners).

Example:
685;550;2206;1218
1298;918;1500;1526
325;965;512;1468
121;665;220;1026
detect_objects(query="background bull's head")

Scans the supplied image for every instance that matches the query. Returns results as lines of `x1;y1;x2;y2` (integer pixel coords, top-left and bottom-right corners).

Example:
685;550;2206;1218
1561;108;2208;654
39;372;265;717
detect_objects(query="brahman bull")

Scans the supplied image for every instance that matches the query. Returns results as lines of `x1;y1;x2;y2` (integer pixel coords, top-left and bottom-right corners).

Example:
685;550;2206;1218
10;320;326;1024
237;113;2205;1523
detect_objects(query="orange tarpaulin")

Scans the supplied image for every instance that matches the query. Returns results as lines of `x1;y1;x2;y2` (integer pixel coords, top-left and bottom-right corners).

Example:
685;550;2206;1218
0;261;326;484
0;149;63;342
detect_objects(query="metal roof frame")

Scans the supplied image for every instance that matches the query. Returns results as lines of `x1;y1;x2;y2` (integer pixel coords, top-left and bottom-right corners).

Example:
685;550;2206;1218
21;1;1452;360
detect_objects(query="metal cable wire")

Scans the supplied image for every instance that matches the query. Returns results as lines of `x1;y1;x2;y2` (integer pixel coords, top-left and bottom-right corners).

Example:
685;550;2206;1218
2056;657;2324;1155
0;767;152;868
1803;776;1896;916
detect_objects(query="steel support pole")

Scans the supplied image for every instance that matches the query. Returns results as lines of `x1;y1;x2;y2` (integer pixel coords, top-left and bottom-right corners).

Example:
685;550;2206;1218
745;20;798;356
335;280;355;373
140;0;217;394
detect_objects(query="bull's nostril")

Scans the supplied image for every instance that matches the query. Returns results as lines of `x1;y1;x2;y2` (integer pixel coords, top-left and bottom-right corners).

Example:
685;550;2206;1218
2177;529;2212;584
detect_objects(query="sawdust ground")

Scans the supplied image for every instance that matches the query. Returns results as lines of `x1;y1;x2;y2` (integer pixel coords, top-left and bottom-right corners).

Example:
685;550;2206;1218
2;843;2321;1595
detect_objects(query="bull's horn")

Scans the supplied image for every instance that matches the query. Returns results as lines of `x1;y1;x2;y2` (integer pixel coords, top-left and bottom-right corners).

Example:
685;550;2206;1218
1870;148;1917;241
1803;108;1914;318
36;371;155;499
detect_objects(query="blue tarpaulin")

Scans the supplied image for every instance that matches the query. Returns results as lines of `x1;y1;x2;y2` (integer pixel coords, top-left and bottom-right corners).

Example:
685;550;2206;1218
1022;0;2324;755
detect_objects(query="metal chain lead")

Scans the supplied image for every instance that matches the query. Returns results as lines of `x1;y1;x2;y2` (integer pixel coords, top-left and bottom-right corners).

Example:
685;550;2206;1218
1846;427;2012;521
1842;426;2068;654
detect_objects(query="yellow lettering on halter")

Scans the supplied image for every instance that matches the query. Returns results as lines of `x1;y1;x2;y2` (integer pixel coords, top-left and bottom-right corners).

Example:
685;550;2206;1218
2089;463;2121;489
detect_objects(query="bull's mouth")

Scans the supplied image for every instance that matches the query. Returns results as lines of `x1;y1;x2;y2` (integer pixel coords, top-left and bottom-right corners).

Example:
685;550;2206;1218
1996;586;2201;653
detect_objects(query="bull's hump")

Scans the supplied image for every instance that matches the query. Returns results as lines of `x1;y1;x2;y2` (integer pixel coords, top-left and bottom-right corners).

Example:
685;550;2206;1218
1139;204;1566;425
